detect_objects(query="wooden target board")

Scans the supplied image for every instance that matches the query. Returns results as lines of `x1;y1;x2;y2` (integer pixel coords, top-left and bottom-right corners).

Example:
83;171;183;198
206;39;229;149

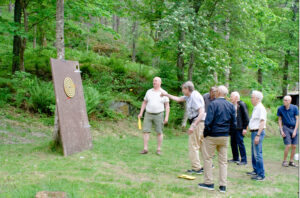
50;58;92;156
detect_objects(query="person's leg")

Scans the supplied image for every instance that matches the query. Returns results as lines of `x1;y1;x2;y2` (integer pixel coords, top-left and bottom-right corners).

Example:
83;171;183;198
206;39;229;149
199;122;205;167
203;137;216;184
154;113;164;152
284;145;291;161
188;125;201;170
142;112;152;152
230;131;239;161
237;130;247;163
254;131;265;178
216;137;228;187
157;133;163;151
143;132;150;151
251;132;257;173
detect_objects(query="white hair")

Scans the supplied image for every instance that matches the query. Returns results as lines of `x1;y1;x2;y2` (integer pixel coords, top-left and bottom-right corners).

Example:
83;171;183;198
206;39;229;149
231;91;240;101
153;77;162;83
284;95;292;101
252;90;263;101
218;85;228;96
182;81;195;92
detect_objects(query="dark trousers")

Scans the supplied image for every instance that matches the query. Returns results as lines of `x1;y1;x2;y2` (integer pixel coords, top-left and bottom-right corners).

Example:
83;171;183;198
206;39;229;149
230;129;247;163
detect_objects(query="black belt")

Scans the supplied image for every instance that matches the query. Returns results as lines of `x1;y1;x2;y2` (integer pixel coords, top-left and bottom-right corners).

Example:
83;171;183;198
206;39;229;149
284;125;295;129
147;112;163;115
250;129;258;132
188;115;198;125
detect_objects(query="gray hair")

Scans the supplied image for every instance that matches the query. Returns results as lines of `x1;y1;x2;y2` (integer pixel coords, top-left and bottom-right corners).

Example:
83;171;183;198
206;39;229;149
182;81;195;92
218;85;228;96
252;90;263;101
231;91;240;101
284;95;292;101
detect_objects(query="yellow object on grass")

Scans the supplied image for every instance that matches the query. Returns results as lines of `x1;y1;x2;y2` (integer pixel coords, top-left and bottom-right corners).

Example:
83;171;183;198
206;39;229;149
138;118;142;130
177;174;196;180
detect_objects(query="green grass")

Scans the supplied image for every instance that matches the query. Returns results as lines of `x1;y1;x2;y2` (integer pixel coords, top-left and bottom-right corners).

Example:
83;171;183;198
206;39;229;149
0;107;298;198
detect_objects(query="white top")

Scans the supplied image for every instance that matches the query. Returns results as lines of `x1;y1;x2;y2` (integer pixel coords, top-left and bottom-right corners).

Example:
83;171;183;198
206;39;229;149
183;90;205;120
249;102;267;130
144;88;169;114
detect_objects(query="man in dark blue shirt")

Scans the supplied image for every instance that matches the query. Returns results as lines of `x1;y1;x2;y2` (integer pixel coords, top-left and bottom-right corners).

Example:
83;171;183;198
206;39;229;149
277;95;299;167
198;85;237;193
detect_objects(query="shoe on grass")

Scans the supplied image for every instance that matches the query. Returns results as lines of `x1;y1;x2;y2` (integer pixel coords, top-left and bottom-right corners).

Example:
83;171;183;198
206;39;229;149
237;161;247;166
198;183;214;191
289;161;298;167
140;150;148;154
251;175;265;181
156;150;162;155
246;171;257;176
219;186;226;193
187;168;203;175
228;159;239;163
282;161;289;167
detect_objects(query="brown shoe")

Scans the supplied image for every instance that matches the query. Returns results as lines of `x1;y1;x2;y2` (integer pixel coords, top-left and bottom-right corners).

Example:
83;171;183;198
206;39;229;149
140;150;148;154
156;150;162;155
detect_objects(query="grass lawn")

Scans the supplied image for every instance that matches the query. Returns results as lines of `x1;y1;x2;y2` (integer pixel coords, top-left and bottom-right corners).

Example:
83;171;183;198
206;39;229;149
0;107;298;198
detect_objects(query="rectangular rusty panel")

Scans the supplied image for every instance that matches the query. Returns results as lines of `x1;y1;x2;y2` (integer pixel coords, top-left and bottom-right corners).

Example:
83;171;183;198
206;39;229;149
50;58;92;156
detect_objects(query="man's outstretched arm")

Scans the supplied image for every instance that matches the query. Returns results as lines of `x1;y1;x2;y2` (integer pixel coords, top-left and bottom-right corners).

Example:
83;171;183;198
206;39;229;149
161;92;185;103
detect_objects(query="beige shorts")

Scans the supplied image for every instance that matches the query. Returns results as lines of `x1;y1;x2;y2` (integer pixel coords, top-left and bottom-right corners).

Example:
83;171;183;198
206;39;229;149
143;112;164;133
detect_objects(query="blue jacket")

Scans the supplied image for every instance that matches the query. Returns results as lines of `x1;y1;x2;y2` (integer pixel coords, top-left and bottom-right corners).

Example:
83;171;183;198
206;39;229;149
204;98;237;137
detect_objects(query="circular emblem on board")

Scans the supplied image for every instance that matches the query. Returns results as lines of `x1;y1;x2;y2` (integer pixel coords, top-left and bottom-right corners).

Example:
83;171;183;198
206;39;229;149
64;77;76;98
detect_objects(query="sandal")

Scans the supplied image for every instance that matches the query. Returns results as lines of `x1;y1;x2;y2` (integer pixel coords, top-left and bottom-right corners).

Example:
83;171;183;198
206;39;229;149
156;150;162;155
282;161;289;167
289;161;298;167
140;150;148;154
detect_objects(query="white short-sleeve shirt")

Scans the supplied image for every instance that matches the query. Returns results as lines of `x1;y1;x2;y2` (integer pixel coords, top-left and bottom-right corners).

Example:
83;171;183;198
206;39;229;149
183;90;205;120
144;88;169;114
249;102;267;130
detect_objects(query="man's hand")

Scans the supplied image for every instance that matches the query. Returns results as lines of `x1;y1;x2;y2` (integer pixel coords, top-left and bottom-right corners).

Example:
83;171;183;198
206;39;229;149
163;118;168;125
254;136;260;145
138;113;143;119
281;130;286;138
188;124;195;135
242;129;247;136
292;130;297;138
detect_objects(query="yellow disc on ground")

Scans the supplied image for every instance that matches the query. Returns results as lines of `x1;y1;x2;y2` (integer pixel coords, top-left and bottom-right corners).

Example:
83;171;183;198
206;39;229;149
64;77;76;98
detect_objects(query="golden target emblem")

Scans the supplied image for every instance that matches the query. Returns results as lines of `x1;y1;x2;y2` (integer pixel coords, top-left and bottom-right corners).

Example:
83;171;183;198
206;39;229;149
64;77;76;98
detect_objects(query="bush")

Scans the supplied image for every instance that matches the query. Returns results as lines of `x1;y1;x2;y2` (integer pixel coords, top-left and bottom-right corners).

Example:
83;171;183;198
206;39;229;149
83;86;101;115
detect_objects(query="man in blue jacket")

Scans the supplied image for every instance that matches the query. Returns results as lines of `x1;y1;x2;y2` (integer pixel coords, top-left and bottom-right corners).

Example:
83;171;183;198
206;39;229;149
198;85;237;193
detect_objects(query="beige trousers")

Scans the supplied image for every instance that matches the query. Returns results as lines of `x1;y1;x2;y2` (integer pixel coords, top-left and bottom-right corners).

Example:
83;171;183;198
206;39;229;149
188;122;205;170
203;136;228;186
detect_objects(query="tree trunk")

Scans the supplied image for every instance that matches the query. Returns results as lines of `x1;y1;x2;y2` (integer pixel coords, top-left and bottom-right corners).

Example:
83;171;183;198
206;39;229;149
176;26;185;82
33;25;37;48
56;0;65;59
282;51;290;96
188;0;202;81
131;20;138;62
20;1;28;72
116;16;120;33
225;18;230;88
257;68;263;85
12;0;22;74
54;0;65;146
9;0;13;12
213;22;218;84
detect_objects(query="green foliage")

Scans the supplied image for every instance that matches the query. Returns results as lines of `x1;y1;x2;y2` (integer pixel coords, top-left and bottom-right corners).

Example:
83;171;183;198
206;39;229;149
83;86;101;115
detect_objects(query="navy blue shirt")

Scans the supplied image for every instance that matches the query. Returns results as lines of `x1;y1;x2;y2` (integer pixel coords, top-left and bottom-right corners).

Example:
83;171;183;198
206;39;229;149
277;104;299;127
204;98;237;137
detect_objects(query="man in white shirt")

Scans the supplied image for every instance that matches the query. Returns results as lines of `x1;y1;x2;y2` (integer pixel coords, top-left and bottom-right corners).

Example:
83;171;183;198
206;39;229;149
247;90;267;181
161;81;206;174
138;77;170;155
